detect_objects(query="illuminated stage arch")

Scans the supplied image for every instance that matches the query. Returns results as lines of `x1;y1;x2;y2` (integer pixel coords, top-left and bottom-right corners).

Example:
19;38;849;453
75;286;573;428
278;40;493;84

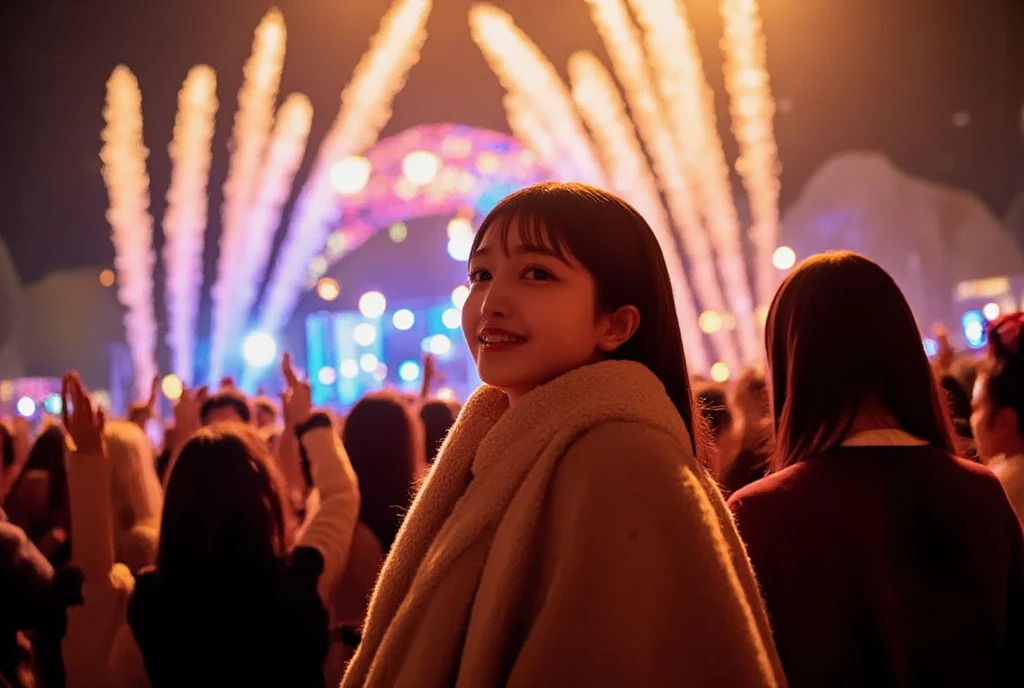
305;123;552;285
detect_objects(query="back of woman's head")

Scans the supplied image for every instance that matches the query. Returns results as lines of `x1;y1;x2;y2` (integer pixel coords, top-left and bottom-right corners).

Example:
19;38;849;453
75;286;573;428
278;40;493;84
419;399;460;463
104;420;162;531
11;423;68;513
766;251;955;469
342;391;421;549
472;182;703;454
158;424;291;579
0;421;13;471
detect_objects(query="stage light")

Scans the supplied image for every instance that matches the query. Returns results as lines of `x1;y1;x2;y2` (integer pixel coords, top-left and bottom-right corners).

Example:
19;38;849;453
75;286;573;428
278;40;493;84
429;334;452;355
340;359;359;379
710;362;731;383
372;363;388;382
923;337;939;357
399;360;421;382
353;322;378;347
698;311;723;334
402;150;440;186
962;310;986;349
437;387;456;401
316;278;340;302
16;397;35;418
451;285;470;309
772;246;796;270
442;308;461;329
242;333;278;368
392;309;415;331
317;366;337;385
92;391;112;411
161;374;184;401
446;217;473;240
330;156;371;195
388;222;408;243
983;302;1001;321
360;353;379;372
43;394;62;415
358;291;387;318
0;381;13;402
99;269;115;287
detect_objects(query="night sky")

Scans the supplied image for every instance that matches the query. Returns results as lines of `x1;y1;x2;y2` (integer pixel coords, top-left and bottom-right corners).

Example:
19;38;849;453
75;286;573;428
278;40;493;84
2;0;1023;287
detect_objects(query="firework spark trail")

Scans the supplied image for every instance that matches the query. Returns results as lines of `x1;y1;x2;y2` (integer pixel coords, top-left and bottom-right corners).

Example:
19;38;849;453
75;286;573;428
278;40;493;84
100;65;158;398
257;0;432;340
628;0;761;364
569;51;710;372
469;4;607;187
230;94;313;352
502;93;572;180
720;0;780;310
583;0;740;367
163;65;218;384
209;8;287;383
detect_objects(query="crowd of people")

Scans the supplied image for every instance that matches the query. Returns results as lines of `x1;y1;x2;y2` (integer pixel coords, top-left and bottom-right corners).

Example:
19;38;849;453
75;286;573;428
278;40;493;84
2;181;1024;687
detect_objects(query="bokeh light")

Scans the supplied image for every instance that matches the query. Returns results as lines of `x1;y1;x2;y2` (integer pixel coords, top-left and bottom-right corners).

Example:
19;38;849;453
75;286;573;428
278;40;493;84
698;311;723;334
357;290;387;318
372;363;388;382
437;387;456;401
923;337;939;358
353;322;378;347
710;362;731;383
16;397;36;418
442;308;462;329
43;394;63;415
161;374;184;401
446;217;474;240
451;285;470;309
392;309;415;331
340;359;359;379
402;150;441;186
983;302;1001;321
316;277;340;302
360;353;379;372
428;334;452;355
99;269;116;287
242;332;278;367
772;246;796;270
330;155;371;195
0;381;13;403
318;366;337;385
388;222;408;243
399;360;421;382
447;235;473;261
962;310;986;349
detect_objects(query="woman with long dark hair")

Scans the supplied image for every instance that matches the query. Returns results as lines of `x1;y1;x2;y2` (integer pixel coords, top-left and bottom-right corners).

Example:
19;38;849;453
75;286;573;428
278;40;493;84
729;252;1024;686
344;182;783;687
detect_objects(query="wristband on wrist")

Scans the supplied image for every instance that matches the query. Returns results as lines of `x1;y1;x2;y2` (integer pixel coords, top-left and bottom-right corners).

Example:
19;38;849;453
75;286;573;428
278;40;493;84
294;412;332;441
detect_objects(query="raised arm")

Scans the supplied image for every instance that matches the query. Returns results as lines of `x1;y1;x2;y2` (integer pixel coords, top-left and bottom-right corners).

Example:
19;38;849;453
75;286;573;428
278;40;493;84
282;353;360;603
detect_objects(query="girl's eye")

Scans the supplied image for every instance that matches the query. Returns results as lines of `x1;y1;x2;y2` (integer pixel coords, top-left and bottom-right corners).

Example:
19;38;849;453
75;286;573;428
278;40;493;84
523;267;554;281
468;268;491;283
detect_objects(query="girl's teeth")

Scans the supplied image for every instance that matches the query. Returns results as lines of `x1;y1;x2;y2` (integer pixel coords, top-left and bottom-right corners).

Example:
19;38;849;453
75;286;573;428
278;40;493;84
483;334;524;344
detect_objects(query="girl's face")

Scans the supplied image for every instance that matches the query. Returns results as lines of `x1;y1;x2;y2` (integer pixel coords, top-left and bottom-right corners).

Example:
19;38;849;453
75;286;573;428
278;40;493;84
463;221;623;404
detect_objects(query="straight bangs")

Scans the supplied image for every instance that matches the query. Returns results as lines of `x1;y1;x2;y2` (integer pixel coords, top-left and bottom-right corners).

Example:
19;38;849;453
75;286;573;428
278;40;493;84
470;190;575;266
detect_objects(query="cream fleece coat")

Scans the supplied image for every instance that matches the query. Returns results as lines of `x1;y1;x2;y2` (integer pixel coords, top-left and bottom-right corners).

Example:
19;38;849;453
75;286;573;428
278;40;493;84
342;360;785;687
991;453;1024;524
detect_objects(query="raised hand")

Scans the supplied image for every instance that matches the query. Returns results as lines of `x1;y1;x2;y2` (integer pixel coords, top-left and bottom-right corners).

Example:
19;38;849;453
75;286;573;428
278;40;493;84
61;372;105;454
280;352;312;427
128;374;160;428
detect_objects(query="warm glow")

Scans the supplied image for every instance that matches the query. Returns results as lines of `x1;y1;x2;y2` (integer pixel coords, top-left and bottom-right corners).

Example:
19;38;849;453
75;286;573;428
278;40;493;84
330;156;372;195
772;245;796;270
0;381;12;403
437;387;456;401
402;150;441;185
710;361;730;382
357;290;387;318
388;222;408;242
451;285;470;309
698;310;723;334
161;374;184;401
447;235;473;261
446;217;474;240
99;269;116;287
316;277;340;302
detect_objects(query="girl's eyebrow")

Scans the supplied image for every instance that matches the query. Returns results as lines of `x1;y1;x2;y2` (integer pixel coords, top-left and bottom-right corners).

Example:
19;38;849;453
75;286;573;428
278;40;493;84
471;245;566;261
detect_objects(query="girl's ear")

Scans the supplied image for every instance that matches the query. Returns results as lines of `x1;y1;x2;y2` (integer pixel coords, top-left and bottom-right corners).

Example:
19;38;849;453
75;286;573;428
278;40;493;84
596;305;640;352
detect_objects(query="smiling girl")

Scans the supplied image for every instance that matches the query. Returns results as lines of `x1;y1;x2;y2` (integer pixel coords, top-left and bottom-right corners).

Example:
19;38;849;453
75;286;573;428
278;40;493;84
342;182;784;687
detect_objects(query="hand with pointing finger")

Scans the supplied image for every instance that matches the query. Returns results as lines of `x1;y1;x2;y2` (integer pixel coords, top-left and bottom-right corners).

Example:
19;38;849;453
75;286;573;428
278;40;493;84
62;372;105;454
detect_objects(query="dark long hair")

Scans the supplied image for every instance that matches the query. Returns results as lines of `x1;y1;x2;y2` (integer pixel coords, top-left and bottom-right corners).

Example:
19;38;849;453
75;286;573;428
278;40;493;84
342;391;421;552
470;182;704;455
766;251;955;469
4;423;68;517
158;424;292;582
